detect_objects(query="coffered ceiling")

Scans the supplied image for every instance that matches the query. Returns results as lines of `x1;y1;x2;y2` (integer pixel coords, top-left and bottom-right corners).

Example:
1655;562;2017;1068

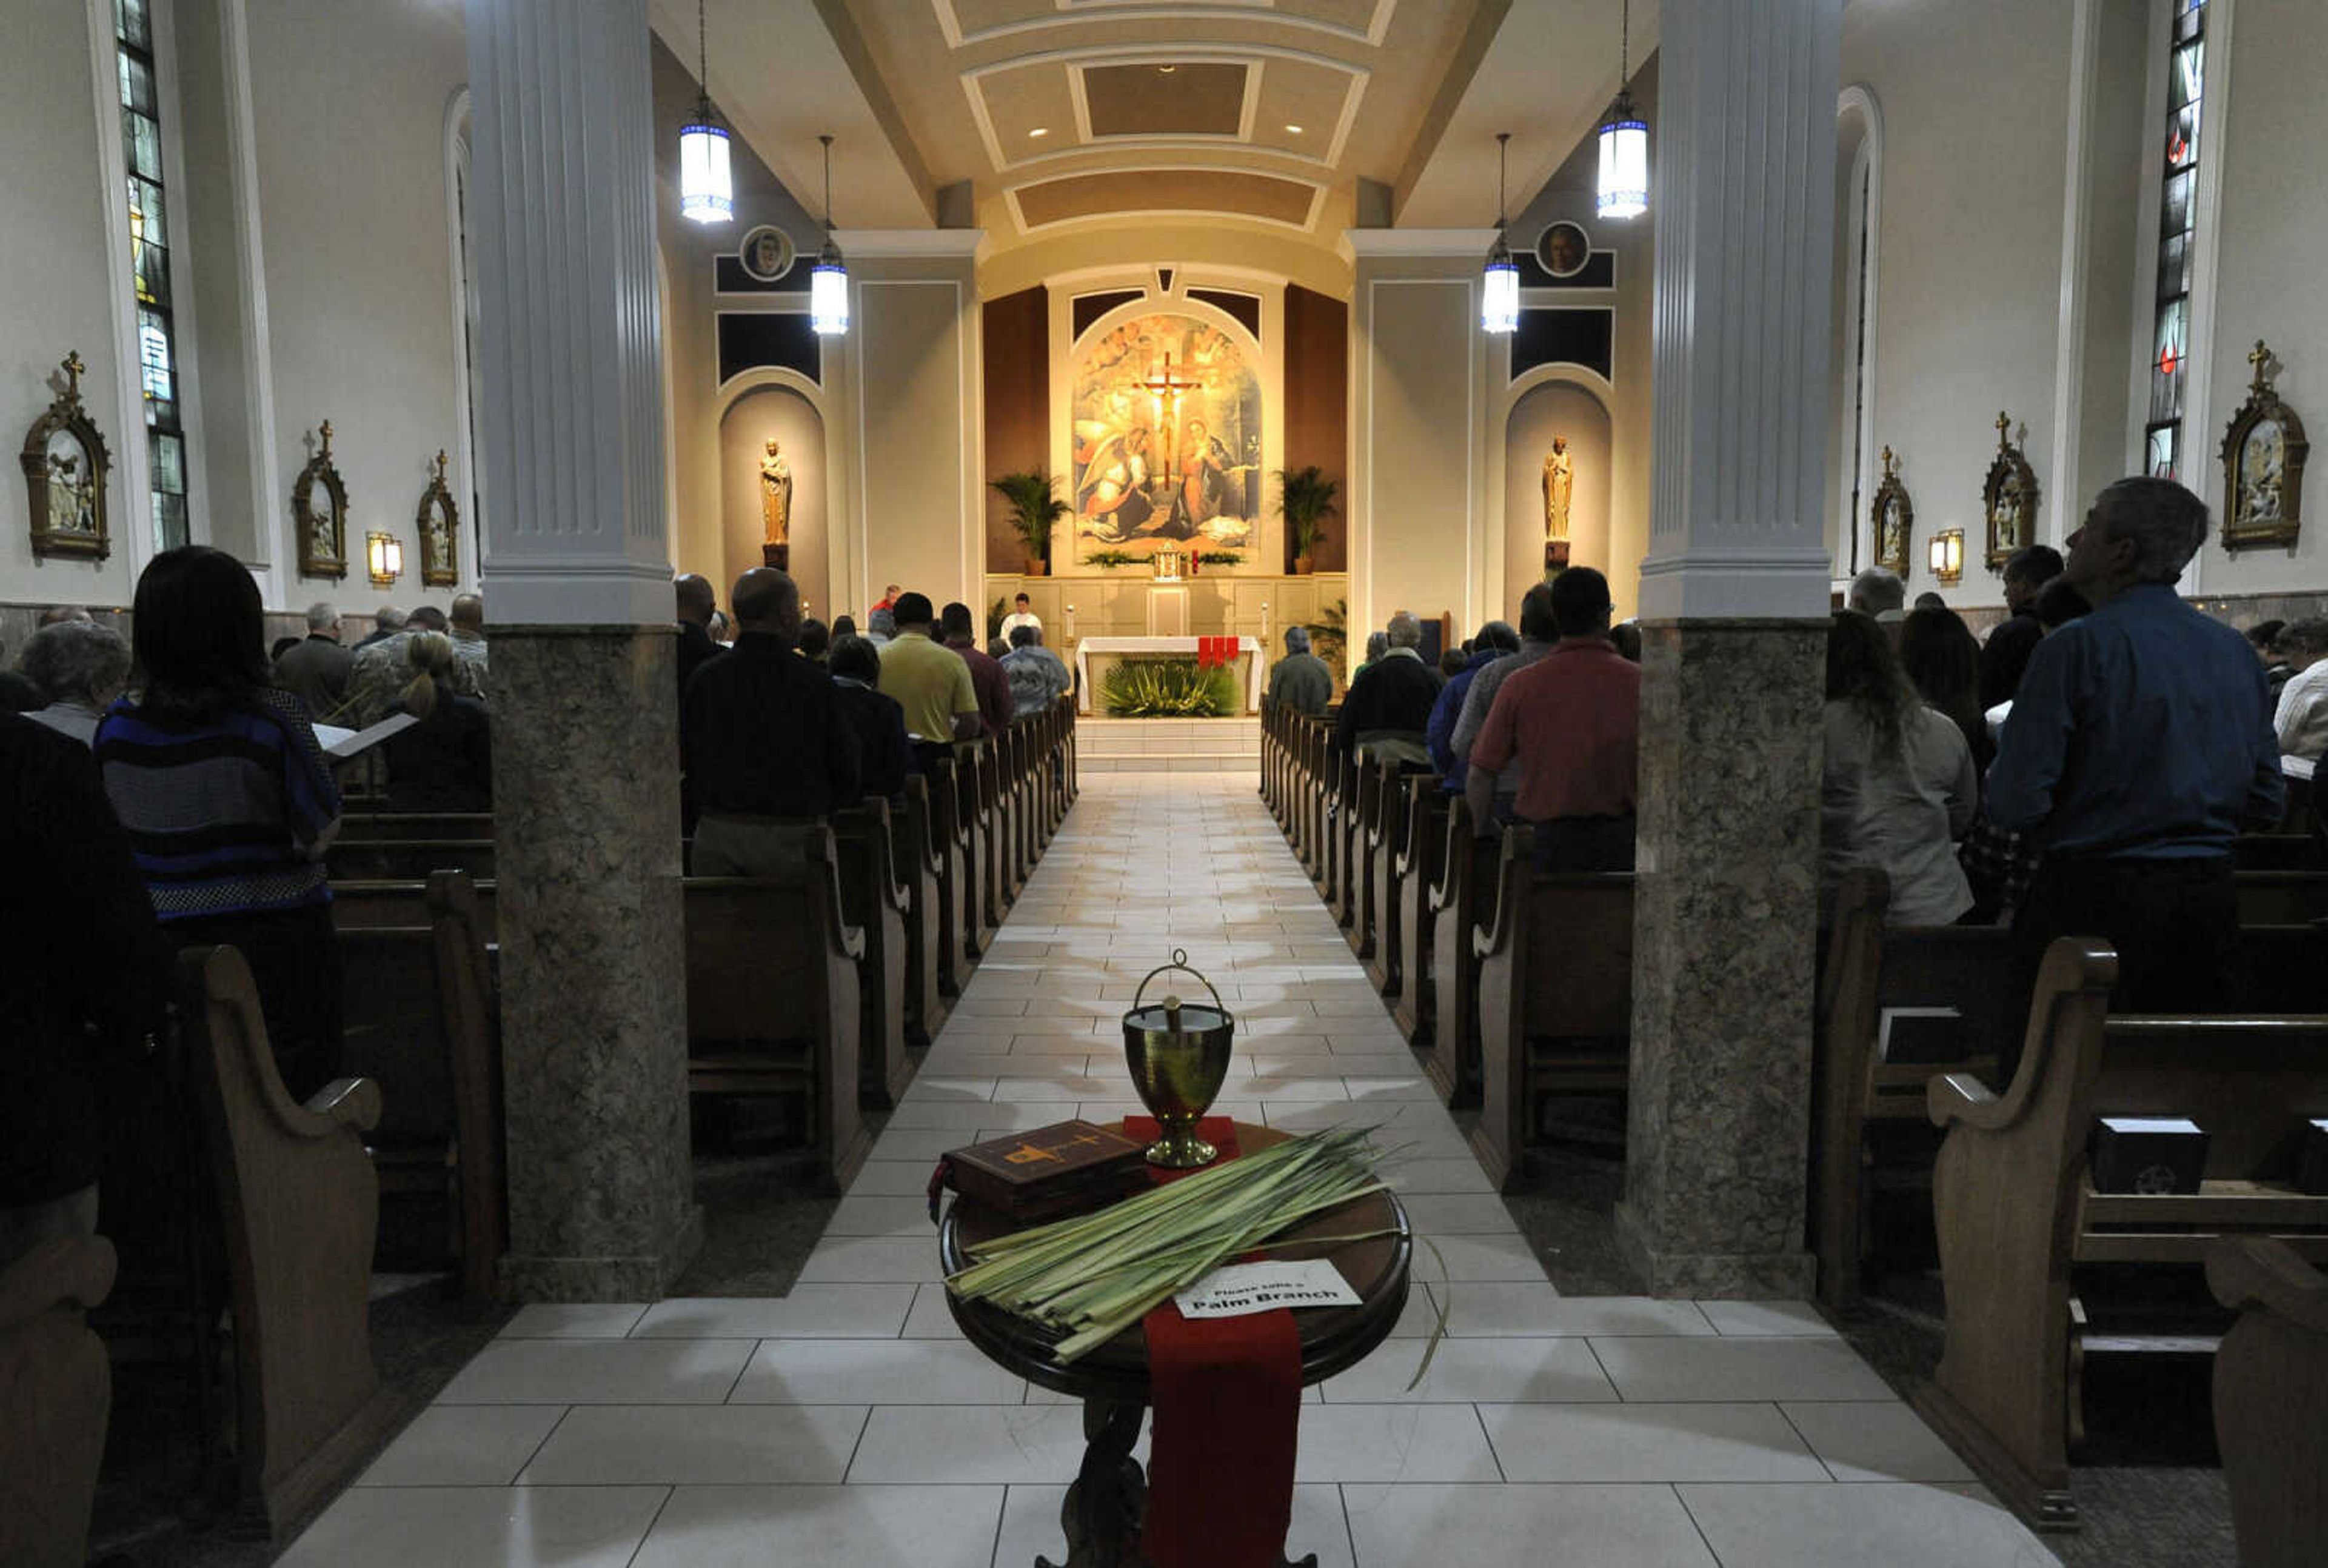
650;0;1659;278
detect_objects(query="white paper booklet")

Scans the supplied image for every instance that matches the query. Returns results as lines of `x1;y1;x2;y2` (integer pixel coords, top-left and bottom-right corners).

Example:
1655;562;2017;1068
319;711;420;761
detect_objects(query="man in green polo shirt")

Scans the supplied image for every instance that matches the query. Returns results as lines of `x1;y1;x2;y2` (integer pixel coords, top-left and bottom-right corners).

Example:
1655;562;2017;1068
876;591;983;749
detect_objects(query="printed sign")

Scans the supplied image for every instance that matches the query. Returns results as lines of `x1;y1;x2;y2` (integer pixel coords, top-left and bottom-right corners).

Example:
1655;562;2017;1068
1173;1260;1360;1319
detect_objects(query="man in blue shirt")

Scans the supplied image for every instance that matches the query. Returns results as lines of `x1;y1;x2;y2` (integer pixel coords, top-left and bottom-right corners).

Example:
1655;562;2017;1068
1987;477;2282;1077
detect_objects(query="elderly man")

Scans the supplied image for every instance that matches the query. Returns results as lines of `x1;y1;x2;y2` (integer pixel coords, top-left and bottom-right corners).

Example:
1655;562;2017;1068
1989;478;2282;1075
355;604;406;649
1847;566;1907;635
1334;611;1442;767
2271;618;2328;762
19;620;132;746
273;601;354;722
1264;626;1333;716
1002;624;1072;720
683;567;861;877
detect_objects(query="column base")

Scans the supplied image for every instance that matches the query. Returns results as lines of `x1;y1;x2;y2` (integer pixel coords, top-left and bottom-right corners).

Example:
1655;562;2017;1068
501;1204;705;1303
1613;1201;1816;1299
763;543;791;572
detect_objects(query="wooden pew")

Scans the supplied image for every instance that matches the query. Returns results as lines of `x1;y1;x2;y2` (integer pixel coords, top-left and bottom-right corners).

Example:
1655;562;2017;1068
328;836;495;882
1393;778;1451;1046
1915;940;2328;1531
1364;759;1432;998
1425;797;1497;1107
2235;832;2324;872
925;754;977;976
179;944;403;1540
832;799;915;1108
1330;744;1363;929
336;811;492;841
1470;827;1636;1190
684;849;873;1193
2235;868;2328;924
2208;1236;2328;1568
1345;756;1387;961
895;776;953;1037
0;1235;116;1568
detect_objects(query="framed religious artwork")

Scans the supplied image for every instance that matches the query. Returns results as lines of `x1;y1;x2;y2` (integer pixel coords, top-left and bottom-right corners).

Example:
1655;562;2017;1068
294;420;350;579
1534;221;1591;279
19;351;113;562
2219;339;2305;552
1981;411;2039;571
737;224;795;284
416;448;460;585
1869;445;1912;578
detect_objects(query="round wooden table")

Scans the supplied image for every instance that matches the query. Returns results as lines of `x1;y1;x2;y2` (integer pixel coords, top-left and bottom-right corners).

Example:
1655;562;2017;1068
938;1123;1412;1568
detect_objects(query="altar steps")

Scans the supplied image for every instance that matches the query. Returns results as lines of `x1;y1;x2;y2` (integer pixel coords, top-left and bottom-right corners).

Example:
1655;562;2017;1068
1075;715;1261;773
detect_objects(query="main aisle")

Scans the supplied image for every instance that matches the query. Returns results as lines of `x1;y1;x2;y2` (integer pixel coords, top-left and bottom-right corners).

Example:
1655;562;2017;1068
284;773;2056;1567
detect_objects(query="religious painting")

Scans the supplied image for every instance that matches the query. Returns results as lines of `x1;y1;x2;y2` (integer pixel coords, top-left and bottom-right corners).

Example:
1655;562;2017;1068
1071;312;1260;563
1535;221;1591;279
417;449;460;586
295;420;349;580
19;351;112;561
738;224;794;284
2219;338;2305;551
1981;412;2039;572
1869;445;1912;578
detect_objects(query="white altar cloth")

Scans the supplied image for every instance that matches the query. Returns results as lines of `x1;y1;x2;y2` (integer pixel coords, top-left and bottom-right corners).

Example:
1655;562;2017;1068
1072;636;1266;715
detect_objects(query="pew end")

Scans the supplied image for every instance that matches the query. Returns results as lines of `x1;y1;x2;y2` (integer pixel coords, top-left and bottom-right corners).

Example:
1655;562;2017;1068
2209;1237;2328;1568
0;1235;117;1568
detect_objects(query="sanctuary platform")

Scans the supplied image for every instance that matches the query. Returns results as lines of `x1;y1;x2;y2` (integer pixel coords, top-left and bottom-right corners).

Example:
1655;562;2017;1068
1075;715;1261;774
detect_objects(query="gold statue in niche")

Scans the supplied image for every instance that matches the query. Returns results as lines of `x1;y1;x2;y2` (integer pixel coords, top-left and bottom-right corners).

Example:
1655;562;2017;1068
760;439;793;547
1542;436;1573;543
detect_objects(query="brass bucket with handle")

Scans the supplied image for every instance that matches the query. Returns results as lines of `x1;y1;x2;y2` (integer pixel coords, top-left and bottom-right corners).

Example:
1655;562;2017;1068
1120;948;1236;1168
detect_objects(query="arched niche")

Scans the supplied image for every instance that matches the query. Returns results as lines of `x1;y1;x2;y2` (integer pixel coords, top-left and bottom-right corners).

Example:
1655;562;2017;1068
1504;376;1614;601
718;385;829;618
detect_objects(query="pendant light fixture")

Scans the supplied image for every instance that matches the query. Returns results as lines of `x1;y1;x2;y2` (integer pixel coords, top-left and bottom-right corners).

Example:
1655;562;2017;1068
811;135;849;337
1597;0;1649;218
1481;131;1519;336
678;0;732;224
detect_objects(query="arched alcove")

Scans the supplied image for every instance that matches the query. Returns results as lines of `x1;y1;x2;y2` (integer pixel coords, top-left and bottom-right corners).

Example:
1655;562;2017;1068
1504;379;1613;601
719;386;829;618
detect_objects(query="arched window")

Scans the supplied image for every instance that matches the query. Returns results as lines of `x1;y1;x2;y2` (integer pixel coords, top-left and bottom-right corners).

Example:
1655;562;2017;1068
2143;1;2209;480
113;0;190;552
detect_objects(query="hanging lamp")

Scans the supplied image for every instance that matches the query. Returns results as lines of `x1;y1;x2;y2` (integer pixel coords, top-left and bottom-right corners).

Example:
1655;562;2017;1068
1597;0;1649;218
811;135;849;336
1481;132;1519;335
678;0;732;224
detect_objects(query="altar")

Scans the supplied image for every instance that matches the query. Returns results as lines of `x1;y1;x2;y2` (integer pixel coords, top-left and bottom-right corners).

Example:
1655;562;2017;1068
1072;635;1266;715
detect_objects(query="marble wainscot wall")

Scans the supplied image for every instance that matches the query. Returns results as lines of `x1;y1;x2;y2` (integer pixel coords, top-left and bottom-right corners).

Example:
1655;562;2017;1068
491;624;701;1300
1616;619;1828;1298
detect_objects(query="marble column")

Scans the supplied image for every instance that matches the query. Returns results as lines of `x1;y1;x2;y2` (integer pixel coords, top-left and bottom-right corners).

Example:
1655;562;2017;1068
465;0;698;1299
1613;0;1843;1298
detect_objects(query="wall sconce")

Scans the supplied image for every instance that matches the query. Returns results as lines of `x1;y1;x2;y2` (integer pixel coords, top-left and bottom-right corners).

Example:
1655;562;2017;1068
366;530;404;588
1927;529;1964;586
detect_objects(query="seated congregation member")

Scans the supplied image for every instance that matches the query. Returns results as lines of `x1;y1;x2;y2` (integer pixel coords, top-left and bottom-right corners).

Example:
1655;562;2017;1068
1350;630;1390;684
675;574;727;699
270;635;303;664
1001;624;1071;720
1819;610;1976;924
831;613;859;641
1437;647;1468;679
383;632;493;812
683;567;862;877
796;616;831;664
1978;544;2065;709
94;546;347;1100
1608;621;1643;663
0;636;43;711
1428;620;1518;793
19;618;132;746
866;606;897;646
1899;604;1992;778
942;601;1014;739
1846;565;1907;636
1262;626;1332;716
347;603;475;724
1;712;169;1267
354;603;406;649
2272;618;2328;762
829;634;911;799
1913;592;1949;612
273;600;354;722
1465;568;1642;872
999;593;1042;642
2248;619;2294;698
876;592;982;759
448;592;490;698
1450;581;1560;822
1334;612;1441;767
1989;478;2281;1047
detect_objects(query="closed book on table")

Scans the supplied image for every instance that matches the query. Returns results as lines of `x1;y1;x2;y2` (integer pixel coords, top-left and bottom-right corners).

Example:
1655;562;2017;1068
931;1119;1148;1222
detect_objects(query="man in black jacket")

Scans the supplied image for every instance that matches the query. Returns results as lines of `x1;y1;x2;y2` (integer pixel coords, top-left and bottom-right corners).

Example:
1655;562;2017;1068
1978;544;2064;709
1334;610;1443;767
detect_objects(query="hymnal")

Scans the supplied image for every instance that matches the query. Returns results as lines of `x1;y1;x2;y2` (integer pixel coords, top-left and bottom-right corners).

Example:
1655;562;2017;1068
931;1119;1148;1223
315;711;420;761
2091;1115;2208;1195
1878;1006;1963;1064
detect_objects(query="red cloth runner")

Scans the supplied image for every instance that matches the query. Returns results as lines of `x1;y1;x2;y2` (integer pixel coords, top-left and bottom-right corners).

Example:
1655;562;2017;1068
1123;1116;1302;1568
1196;635;1239;670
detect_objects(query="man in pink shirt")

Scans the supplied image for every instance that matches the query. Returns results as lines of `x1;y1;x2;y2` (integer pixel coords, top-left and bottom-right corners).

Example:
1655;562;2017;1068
1465;566;1643;872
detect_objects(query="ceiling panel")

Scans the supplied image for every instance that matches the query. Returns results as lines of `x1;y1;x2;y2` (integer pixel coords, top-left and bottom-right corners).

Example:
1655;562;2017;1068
1014;168;1319;227
973;60;1083;153
1081;61;1250;138
1248;56;1360;158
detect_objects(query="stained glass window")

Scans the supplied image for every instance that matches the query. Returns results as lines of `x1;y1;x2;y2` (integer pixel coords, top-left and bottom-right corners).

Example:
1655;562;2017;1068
2146;0;2206;481
115;0;187;550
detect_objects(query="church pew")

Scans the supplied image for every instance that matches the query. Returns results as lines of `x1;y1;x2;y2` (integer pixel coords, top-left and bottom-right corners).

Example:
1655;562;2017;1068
1061;693;1080;807
1331;746;1364;930
179;944;404;1540
1471;827;1635;1191
832;799;914;1109
1393;779;1450;1046
2208;1237;2328;1568
2235;832;2324;872
895;776;953;1036
329;836;495;883
336;811;492;841
925;755;976;978
1425;796;1499;1107
1365;759;1432;998
684;852;874;1194
953;741;995;958
2235;867;2328;924
0;1235;116;1568
1344;756;1385;958
1915;941;2328;1532
1303;718;1336;886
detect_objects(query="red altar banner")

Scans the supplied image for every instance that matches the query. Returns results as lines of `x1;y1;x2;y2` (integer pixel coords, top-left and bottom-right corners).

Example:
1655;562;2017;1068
1196;636;1238;669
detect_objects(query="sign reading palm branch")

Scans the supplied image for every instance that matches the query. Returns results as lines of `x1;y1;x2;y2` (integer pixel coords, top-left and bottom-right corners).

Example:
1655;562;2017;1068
1099;658;1239;718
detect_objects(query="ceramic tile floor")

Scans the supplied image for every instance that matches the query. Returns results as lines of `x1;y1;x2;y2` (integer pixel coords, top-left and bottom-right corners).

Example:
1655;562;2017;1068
283;773;2060;1567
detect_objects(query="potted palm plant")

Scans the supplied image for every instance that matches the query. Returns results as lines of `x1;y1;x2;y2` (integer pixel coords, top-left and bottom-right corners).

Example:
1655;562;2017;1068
1275;465;1338;575
990;470;1071;576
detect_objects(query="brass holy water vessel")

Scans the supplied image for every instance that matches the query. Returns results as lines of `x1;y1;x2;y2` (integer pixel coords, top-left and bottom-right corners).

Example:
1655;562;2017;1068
1121;949;1236;1168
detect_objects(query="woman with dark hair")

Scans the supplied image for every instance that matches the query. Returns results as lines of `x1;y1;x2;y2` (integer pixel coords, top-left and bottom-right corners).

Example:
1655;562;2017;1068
382;630;492;811
92;546;346;1098
1822;610;1978;926
1898;605;1992;778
